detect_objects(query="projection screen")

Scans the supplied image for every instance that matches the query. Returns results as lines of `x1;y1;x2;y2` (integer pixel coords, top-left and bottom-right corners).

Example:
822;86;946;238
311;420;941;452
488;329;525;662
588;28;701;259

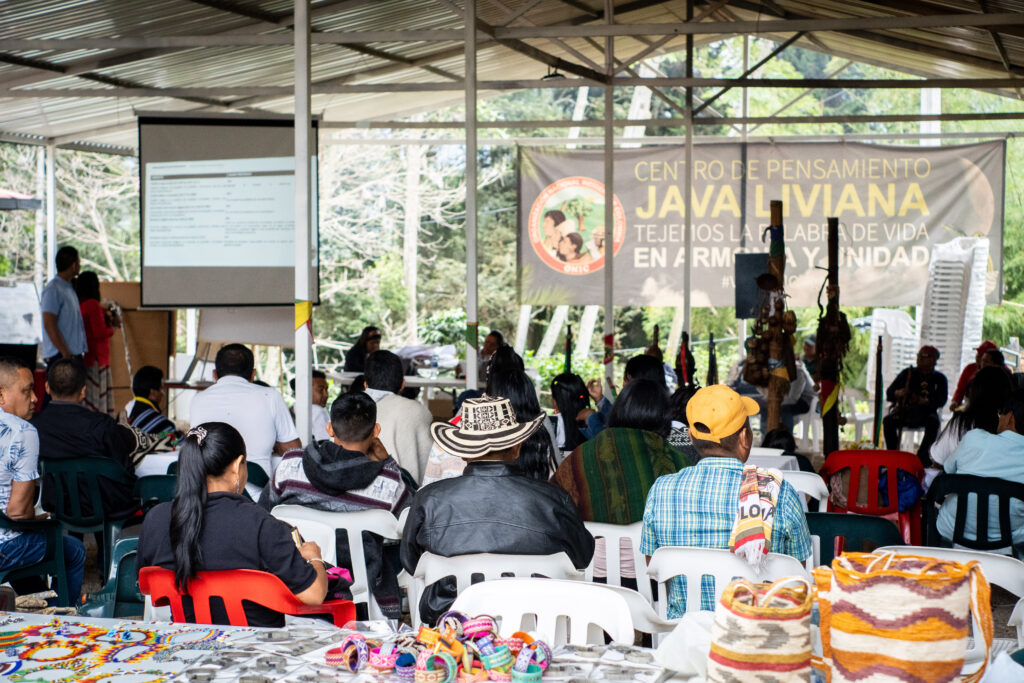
139;114;319;307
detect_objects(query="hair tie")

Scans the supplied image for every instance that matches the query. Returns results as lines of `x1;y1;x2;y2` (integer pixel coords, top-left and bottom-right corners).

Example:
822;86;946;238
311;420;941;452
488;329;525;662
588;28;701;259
186;426;208;445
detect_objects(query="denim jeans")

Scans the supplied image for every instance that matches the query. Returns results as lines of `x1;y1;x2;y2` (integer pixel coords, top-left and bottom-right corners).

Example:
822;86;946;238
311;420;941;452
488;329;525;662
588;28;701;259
0;532;85;605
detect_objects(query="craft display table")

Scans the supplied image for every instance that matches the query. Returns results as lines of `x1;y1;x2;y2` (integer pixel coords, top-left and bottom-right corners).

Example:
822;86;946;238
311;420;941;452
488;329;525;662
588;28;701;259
0;613;689;682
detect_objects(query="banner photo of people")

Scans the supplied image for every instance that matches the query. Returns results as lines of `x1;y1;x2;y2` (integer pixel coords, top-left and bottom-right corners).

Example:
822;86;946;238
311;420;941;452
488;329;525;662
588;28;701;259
517;141;1005;307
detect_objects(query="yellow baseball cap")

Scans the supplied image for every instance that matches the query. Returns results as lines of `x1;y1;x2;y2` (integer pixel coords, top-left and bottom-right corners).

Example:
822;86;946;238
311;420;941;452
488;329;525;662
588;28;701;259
686;384;760;444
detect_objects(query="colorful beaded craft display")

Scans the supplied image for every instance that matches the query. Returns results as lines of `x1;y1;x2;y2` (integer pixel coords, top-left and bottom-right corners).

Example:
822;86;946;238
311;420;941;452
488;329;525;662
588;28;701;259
324;611;552;682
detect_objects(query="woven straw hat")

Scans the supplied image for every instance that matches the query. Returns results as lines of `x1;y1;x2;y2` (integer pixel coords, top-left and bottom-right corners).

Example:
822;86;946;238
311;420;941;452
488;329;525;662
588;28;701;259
431;395;546;458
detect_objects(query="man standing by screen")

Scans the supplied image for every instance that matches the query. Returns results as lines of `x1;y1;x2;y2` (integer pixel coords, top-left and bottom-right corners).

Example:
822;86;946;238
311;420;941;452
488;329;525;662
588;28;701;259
40;246;87;366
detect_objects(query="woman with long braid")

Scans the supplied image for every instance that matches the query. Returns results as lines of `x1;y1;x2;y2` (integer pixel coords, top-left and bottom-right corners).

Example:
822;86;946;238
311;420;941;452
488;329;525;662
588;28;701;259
137;422;327;626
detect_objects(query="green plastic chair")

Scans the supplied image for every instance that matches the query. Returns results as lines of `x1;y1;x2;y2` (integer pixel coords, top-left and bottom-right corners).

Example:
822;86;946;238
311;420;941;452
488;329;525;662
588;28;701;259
81;537;143;618
166;461;267;500
0;513;70;606
39;457;137;576
134;475;176;513
805;511;904;566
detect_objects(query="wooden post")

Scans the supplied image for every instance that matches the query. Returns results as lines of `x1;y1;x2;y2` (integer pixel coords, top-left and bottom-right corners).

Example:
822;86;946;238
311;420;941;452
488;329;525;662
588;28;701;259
764;200;790;432
820;217;841;456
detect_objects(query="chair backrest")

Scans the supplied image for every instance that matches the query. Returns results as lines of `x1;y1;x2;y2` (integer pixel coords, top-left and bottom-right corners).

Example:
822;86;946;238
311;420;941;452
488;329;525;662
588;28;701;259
878;546;1024;598
270;505;400;618
805;512;904;566
110;537;144;617
452;578;634;645
583;521;653;604
246;462;270;489
138;566;355;626
40;457;135;527
781;471;830;511
924;473;1024;551
645;547;808;618
749;447;785;457
166;461;268;489
133;475;176;513
414;552;581;589
819;449;924;517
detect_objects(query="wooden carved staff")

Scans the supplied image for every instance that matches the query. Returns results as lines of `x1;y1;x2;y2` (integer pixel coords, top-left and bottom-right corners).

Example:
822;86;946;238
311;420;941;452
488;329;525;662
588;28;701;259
744;200;795;432
816;216;851;457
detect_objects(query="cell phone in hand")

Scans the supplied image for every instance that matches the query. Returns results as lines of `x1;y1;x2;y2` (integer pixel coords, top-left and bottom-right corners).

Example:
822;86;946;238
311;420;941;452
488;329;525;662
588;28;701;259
290;527;304;548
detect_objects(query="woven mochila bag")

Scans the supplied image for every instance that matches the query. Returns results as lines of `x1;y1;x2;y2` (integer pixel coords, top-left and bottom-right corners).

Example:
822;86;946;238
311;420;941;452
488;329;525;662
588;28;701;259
812;551;992;683
707;577;813;682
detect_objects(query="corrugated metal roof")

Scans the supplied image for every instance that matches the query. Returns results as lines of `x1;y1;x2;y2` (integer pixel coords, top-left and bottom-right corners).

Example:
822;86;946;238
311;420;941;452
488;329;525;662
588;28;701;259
1;0;1023;152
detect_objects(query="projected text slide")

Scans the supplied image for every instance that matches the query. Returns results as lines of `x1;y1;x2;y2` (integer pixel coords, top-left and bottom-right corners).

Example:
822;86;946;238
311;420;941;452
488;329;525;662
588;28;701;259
144;156;294;267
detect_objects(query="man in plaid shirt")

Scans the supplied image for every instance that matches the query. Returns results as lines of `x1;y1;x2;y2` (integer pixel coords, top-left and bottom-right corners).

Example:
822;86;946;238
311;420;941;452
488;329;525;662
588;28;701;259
640;384;812;617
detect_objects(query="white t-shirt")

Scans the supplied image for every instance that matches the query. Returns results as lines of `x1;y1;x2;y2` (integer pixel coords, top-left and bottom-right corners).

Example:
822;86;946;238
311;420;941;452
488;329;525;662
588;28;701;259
188;375;298;476
311;404;331;442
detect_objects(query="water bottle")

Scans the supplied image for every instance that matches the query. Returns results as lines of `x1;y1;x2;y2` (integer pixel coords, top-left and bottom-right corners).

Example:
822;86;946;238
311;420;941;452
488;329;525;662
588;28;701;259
429;353;439;379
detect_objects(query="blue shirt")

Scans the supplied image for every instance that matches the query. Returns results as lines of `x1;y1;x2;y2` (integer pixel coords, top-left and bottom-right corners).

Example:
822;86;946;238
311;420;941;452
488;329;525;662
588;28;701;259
40;276;87;358
937;428;1024;547
0;408;41;545
640;456;812;616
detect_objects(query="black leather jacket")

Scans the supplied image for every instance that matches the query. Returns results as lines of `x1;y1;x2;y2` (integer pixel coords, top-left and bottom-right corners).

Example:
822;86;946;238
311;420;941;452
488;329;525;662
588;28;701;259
400;461;595;624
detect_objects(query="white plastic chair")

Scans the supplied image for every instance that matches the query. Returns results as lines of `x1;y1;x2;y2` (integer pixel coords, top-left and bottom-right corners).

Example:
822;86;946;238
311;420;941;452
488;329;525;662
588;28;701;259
583;521;653;605
405;552;583;628
840;389;874;444
748;447;784;457
271;505;401;620
452;578;634;645
781;471;830;511
878;546;1024;660
597;582;677;646
646;547;809;619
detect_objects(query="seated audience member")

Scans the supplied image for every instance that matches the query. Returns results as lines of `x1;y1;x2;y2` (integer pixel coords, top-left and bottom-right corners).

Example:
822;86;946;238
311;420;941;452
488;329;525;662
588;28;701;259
458;330;505;380
777;360;816;432
950;341;998;410
363;351;432;483
189;344;300;478
401;396;594;625
883;345;948;465
802;334;819;385
32;358;138;521
930;366;1012;467
344;326;381;373
641;385;811;616
260;392;409;618
423;347;558;484
760;429;815;473
554;378;691;523
127;366;178;437
589;353;672;421
666;384;698;460
936;390;1024;553
290;370;331;442
138;422;327;626
0;358;86;603
551;372;605;456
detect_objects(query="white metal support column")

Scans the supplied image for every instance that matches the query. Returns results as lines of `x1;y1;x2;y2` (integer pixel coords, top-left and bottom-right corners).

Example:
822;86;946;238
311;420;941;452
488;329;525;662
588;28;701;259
603;0;615;388
465;0;479;390
293;0;313;444
45;144;56;283
683;0;694;337
33;148;45;294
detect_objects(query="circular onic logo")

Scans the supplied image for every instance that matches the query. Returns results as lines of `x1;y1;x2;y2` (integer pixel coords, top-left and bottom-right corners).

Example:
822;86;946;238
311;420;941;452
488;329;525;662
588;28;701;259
527;176;626;276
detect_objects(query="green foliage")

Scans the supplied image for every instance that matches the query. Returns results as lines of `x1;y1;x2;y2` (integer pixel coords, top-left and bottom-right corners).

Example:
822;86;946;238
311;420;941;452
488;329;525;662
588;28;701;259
419;309;469;346
523;350;605;409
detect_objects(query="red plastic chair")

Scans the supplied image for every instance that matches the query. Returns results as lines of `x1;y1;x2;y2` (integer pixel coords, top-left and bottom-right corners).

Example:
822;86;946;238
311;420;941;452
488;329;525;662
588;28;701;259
138;567;356;627
818;449;924;546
